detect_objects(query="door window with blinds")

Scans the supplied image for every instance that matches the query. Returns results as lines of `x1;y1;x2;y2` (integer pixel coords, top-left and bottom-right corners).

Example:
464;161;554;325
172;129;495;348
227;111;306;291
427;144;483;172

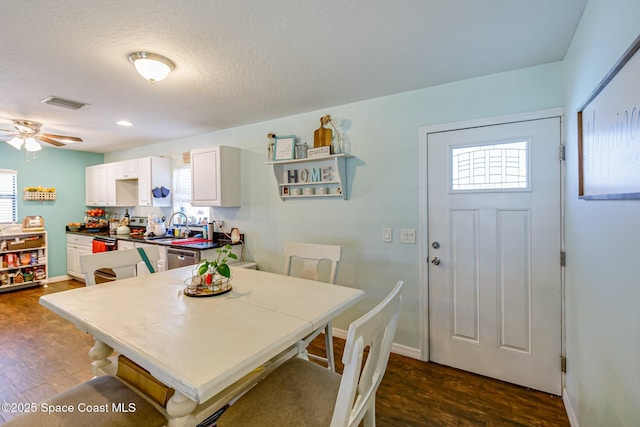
0;169;18;223
172;167;209;225
450;140;529;192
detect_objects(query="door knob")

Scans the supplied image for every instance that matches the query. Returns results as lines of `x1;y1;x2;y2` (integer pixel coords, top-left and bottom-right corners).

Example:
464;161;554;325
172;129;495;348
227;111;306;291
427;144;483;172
431;257;440;265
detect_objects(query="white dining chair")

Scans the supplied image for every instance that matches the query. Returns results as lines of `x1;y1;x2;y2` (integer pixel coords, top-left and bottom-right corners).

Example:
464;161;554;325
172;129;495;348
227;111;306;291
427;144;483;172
217;280;403;427
79;246;164;286
283;241;341;371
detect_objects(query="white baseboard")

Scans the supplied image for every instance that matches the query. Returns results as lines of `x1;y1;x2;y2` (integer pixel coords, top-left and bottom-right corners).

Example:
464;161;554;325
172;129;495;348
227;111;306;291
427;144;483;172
48;274;82;283
332;328;423;361
563;387;579;427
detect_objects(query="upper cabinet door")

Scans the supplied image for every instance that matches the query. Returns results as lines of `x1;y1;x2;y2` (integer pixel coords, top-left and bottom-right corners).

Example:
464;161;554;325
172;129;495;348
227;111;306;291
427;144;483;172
191;146;241;207
138;157;172;207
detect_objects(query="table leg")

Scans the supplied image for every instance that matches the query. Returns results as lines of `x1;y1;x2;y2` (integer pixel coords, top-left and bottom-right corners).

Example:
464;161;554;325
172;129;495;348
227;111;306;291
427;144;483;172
88;338;114;375
295;340;310;361
166;391;198;427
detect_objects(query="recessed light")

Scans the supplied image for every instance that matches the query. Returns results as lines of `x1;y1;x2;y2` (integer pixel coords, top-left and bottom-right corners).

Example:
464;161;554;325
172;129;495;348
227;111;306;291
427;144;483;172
116;120;133;127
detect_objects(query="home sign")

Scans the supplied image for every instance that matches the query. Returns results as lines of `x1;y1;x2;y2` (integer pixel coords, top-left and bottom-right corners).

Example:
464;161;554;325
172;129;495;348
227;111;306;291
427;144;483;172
285;166;334;184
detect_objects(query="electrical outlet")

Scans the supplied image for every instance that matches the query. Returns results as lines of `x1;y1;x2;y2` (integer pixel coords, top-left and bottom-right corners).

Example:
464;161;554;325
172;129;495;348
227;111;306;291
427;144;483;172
215;220;224;232
400;228;416;244
383;228;392;243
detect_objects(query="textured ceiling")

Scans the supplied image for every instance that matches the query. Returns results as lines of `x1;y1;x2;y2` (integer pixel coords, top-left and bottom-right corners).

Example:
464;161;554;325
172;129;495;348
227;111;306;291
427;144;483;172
0;0;587;153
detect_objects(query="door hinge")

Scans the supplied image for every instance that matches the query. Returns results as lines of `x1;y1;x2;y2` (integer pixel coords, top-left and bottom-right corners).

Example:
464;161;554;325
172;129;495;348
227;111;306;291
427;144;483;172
561;356;567;373
560;144;566;161
560;251;566;267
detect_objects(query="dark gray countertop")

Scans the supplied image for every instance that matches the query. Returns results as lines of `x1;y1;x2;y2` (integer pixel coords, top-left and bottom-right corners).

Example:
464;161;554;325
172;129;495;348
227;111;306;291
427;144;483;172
66;230;221;251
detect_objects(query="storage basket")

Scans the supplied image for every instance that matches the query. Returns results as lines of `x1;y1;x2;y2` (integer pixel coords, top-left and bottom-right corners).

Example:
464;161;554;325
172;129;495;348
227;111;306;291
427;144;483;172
23;191;56;201
6;235;44;250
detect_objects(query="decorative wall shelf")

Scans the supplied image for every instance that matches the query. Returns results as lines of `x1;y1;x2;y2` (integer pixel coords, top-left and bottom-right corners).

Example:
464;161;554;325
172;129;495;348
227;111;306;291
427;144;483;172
267;154;352;200
23;191;56;201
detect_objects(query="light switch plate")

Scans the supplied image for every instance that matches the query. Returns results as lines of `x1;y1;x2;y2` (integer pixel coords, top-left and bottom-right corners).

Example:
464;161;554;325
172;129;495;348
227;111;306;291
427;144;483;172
400;228;416;244
383;228;392;243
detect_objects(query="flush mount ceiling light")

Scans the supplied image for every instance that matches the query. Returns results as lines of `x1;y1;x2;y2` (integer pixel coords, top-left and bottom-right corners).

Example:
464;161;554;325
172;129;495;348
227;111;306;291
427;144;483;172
128;52;175;83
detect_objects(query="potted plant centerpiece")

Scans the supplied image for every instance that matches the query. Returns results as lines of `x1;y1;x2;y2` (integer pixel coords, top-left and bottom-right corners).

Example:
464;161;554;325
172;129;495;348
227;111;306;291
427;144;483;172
185;245;238;297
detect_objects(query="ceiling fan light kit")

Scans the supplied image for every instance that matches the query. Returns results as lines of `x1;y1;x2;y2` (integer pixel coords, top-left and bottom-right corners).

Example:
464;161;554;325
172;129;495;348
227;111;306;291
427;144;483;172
1;119;82;152
7;136;24;150
24;137;42;152
128;51;175;83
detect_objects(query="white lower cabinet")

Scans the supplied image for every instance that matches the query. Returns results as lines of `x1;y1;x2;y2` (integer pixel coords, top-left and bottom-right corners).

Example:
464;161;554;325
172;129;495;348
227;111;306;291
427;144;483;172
117;240;135;250
66;234;94;280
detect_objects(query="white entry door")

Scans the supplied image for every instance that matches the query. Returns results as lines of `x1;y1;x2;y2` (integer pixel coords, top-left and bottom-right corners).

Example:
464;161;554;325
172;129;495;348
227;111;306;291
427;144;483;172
427;117;562;395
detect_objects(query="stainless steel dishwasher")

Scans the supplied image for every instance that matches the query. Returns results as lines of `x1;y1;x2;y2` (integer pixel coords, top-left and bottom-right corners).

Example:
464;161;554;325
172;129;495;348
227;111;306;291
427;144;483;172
167;247;200;270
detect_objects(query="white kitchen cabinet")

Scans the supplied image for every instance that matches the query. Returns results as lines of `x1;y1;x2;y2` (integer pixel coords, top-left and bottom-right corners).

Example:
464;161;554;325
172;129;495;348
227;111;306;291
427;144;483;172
66;233;93;280
86;164;108;206
191;146;241;207
86;157;170;208
117;240;135;250
87;163;119;207
105;164;116;206
0;231;48;292
112;159;138;180
138;156;172;207
268;153;352;200
116;240;167;273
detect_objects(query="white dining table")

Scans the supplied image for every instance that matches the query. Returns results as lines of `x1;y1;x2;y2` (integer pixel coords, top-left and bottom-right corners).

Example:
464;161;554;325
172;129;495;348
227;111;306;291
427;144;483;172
40;265;364;427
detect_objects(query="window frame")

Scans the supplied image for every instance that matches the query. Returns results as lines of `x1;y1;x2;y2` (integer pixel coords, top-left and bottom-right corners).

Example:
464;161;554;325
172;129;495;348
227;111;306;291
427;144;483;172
0;169;18;223
448;139;531;193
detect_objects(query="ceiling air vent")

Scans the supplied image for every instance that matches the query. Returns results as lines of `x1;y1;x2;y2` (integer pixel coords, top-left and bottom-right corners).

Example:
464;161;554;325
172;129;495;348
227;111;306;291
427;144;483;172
41;96;88;110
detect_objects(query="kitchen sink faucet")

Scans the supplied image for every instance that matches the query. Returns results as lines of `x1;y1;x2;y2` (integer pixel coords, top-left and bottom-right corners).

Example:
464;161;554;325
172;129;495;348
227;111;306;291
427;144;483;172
166;212;190;236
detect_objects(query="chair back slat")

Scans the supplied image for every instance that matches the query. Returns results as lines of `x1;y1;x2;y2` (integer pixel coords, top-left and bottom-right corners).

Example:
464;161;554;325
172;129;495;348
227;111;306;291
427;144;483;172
331;280;403;427
283;242;341;284
79;247;163;286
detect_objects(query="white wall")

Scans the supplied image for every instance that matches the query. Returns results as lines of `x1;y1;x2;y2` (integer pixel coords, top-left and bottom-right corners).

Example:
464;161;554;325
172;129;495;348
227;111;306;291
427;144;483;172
563;0;640;425
106;62;563;353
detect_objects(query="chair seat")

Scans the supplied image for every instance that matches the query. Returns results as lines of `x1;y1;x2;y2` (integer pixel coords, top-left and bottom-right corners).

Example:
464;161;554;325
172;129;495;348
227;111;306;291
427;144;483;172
3;376;166;427
218;357;341;427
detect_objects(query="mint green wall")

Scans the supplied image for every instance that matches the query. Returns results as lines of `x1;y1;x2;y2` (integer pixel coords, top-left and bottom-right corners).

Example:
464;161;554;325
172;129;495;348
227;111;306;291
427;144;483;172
107;61;564;351
0;145;103;277
563;0;640;425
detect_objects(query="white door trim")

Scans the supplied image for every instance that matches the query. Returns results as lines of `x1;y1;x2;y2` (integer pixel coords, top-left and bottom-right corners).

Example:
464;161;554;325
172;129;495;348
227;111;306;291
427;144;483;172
418;108;565;362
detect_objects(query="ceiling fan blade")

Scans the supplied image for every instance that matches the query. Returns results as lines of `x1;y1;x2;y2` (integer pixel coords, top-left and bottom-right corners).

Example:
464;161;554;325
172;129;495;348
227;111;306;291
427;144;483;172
0;128;18;134
42;133;83;143
38;136;66;147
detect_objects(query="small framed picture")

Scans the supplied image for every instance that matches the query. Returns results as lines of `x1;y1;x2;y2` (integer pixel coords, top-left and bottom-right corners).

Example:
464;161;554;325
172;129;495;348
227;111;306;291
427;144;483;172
273;135;296;161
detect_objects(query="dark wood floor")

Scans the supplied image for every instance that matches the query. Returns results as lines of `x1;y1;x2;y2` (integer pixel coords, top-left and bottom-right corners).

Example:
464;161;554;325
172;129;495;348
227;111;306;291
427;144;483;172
0;280;569;426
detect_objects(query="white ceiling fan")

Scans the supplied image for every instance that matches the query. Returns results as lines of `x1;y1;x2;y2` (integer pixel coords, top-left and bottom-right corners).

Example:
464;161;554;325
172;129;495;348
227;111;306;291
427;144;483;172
0;119;83;151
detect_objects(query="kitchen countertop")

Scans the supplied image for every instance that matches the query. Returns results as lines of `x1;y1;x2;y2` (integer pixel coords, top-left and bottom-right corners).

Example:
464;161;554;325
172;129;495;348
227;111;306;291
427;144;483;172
66;230;221;251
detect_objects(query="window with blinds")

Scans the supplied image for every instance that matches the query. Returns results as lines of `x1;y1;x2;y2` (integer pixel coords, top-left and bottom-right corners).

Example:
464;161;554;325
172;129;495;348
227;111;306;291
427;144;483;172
0;169;18;223
173;166;192;213
172;167;209;225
